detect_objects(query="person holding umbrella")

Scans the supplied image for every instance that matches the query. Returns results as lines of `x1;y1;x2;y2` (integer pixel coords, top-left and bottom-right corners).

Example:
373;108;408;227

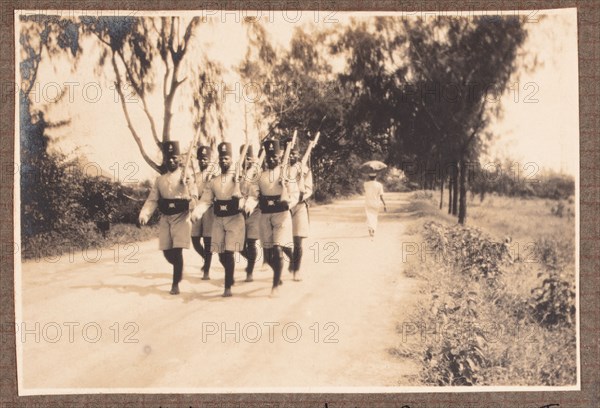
361;161;387;238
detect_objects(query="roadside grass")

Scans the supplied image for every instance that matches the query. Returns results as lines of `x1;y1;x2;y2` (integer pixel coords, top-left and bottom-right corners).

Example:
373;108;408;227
395;193;577;386
21;223;159;261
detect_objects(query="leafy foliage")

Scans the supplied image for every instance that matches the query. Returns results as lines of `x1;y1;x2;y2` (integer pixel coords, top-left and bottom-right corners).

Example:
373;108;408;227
404;200;576;386
528;238;576;328
469;161;575;201
423;221;512;281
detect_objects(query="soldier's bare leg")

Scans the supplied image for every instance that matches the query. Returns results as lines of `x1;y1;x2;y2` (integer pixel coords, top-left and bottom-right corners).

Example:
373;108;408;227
261;247;269;270
218;250;235;297
202;237;212;280
243;239;257;281
270;245;284;296
191;236;205;260
163;248;183;295
282;245;293;272
292;236;304;281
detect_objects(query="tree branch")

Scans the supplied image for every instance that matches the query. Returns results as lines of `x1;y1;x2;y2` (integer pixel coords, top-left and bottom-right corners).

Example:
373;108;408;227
115;49;160;147
180;17;199;55
168;17;176;61
24;46;43;98
111;54;161;173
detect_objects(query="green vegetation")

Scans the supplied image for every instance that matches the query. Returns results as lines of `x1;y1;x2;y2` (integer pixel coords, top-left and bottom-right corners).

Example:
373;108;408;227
397;193;576;386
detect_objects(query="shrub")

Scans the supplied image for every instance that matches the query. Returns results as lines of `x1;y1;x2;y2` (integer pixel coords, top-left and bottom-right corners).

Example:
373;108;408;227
406;213;576;386
423;221;512;280
528;238;576;328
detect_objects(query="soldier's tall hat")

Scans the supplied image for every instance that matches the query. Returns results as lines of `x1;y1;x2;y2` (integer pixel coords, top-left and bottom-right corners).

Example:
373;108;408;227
162;141;180;159
239;144;255;157
218;142;233;157
263;139;280;157
197;145;211;159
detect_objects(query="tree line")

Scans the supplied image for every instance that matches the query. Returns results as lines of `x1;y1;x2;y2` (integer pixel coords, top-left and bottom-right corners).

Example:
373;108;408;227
20;13;561;233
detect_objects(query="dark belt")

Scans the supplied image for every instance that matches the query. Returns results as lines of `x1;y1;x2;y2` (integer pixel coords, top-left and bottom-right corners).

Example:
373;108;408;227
213;198;241;217
158;198;190;215
259;195;289;214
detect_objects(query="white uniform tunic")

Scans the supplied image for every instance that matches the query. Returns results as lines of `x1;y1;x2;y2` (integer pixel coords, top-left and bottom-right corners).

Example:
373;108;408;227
288;163;313;238
191;166;219;238
193;169;245;253
140;168;197;250
246;165;299;249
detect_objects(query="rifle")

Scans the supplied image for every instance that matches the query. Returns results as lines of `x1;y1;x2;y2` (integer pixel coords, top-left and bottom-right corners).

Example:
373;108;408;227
232;104;250;198
257;147;265;168
181;125;202;185
301;131;320;169
281;129;297;169
279;129;297;202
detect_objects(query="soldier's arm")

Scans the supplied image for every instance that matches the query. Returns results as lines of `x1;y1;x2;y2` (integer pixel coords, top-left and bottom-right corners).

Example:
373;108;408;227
286;171;300;209
191;182;214;222
193;174;204;204
244;176;260;215
302;167;313;201
187;174;199;207
139;178;160;224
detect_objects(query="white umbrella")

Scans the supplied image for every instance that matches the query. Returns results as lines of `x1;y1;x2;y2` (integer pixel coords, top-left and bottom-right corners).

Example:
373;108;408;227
360;160;387;173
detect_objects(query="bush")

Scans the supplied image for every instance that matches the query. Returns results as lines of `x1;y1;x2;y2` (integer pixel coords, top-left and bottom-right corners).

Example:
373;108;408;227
19;92;156;259
420;286;489;385
528;238;576;328
423;221;512;280
404;213;576;386
382;167;409;192
470;162;575;201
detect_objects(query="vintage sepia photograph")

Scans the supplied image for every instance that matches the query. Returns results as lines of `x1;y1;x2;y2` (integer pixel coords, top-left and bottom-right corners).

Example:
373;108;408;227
14;7;579;395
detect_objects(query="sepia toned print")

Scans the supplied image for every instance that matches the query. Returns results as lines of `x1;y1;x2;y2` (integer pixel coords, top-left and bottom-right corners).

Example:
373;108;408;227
14;8;578;394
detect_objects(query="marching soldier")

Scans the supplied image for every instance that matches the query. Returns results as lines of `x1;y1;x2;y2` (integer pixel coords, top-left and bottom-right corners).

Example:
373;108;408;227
244;139;299;297
191;145;218;280
139;141;198;295
282;145;313;281
191;142;245;297
239;144;261;282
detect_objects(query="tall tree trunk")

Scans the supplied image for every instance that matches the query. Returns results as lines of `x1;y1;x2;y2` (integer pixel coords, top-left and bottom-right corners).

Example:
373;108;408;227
439;177;444;209
458;158;468;224
111;54;162;174
448;175;453;214
452;169;459;216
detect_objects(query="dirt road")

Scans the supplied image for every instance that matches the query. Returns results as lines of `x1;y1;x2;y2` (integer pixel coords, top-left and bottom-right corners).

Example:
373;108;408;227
18;192;421;393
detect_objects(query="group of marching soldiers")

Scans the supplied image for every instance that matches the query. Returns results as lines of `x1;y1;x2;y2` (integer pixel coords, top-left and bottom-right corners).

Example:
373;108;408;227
138;136;314;298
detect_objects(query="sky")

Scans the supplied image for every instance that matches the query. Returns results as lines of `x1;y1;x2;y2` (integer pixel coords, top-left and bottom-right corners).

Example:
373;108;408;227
19;8;579;182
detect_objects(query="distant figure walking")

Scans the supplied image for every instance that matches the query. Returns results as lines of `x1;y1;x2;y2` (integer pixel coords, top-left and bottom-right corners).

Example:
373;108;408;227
364;173;387;237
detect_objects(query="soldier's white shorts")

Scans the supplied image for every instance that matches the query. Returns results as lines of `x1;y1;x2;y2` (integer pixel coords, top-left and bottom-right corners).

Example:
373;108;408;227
211;213;245;253
159;211;192;250
260;211;293;249
290;202;310;238
191;207;215;238
246;208;261;240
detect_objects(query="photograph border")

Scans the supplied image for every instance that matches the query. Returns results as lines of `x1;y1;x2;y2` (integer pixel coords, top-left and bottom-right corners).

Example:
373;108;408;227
2;0;598;406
